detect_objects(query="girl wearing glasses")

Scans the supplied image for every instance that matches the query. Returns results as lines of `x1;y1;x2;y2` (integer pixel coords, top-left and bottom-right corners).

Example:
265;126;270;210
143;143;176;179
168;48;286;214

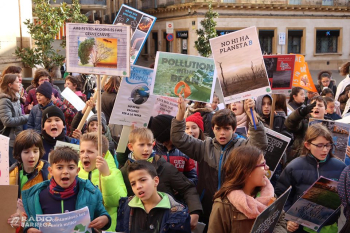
208;145;287;233
275;124;346;233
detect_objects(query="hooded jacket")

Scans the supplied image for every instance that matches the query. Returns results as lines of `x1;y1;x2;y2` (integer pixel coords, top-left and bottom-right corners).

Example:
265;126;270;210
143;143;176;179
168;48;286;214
0;93;28;146
120;154;203;215
335;74;350;101
116;192;191;233
170;118;267;219
22;178;111;233
315;79;337;95
78;150;127;231
186;106;214;138
27;101;54;133
24;87;60;114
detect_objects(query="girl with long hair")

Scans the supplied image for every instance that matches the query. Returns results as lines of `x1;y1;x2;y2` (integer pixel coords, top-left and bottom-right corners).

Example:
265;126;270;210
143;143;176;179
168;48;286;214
288;87;305;110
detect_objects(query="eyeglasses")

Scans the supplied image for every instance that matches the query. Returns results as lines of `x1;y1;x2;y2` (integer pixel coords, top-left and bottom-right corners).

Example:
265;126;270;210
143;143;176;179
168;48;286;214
309;142;333;150
255;162;268;170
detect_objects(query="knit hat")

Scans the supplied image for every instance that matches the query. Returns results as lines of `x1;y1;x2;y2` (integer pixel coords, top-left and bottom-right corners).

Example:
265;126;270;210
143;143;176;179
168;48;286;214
42;105;66;128
186;112;204;132
148;114;173;143
36;81;52;99
87;112;107;133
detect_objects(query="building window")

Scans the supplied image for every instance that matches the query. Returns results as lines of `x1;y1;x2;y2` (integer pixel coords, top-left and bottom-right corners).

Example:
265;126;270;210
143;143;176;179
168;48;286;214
259;30;274;54
289;0;302;4
216;30;237;37
322;0;333;6
316;30;339;53
222;0;236;2
288;30;302;54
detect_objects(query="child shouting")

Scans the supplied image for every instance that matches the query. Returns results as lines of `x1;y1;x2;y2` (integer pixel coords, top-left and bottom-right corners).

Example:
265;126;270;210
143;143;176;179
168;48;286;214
78;132;127;231
117;160;191;233
21;146;111;233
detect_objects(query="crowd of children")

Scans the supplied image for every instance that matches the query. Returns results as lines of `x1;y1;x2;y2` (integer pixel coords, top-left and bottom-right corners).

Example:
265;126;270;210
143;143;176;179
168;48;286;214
1;61;350;233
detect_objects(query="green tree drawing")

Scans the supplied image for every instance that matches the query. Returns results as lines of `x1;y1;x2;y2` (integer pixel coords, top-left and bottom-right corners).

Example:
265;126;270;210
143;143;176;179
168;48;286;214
78;38;95;65
194;1;218;58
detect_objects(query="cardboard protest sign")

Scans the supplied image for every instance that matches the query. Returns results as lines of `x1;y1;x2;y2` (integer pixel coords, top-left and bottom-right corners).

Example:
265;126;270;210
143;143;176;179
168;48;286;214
0;185;17;233
285;177;341;231
263;55;295;95
55;141;80;154
292;55;317;93
110;65;156;128
309;118;350;162
264;128;291;179
0;134;10;185
61;87;93;120
210;26;271;104
250;187;291;233
152;96;179;117
113;4;156;64
38;206;91;233
152;52;216;103
66;23;130;76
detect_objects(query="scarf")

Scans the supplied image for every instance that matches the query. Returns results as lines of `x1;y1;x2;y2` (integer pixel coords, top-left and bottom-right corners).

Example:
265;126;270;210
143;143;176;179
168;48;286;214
42;130;66;145
128;152;154;163
227;177;274;219
49;177;78;200
236;112;248;128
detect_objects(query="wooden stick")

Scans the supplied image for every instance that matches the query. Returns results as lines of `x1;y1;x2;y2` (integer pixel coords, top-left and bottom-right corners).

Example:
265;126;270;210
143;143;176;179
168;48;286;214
97;74;103;192
269;94;277;129
77;75;108;131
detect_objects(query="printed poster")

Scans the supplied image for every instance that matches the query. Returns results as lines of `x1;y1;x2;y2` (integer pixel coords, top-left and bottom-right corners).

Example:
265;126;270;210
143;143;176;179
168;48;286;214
264;128;291;179
209;26;271;104
152;96;179;117
61;87;93;120
250;187;291;233
66;23;130;76
0;135;10;185
113;4;156;64
110;65;156;128
152;52;216;103
263;55;295;95
309;118;350;162
292;55;317;93
285;177;341;231
38;206;91;233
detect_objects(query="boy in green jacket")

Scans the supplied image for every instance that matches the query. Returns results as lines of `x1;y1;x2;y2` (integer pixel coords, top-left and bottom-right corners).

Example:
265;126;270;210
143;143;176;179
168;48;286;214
22;146;111;233
78;132;127;231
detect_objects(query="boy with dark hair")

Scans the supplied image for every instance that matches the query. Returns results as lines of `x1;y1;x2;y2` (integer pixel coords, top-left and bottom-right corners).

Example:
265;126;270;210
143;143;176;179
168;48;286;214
121;128;202;230
324;97;342;120
171;95;267;226
117;160;191;233
22;146;111;233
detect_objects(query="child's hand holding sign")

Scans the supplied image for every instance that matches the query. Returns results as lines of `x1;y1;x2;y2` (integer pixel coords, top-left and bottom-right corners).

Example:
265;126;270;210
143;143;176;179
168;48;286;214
96;156;110;177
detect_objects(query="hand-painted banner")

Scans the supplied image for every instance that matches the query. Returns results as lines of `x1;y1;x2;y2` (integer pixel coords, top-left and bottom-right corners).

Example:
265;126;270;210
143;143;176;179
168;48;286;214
264;128;291;179
210;26;271;104
113;4;156;65
38;207;91;233
292;55;317;92
66;23;130;77
110;65;156;128
0;135;10;185
263;55;295;95
152;52;216;103
309;118;350;163
285;177;341;231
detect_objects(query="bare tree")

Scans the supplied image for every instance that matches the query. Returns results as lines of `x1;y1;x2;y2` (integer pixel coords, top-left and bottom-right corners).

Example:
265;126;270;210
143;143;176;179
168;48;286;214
218;62;229;94
89;40;114;67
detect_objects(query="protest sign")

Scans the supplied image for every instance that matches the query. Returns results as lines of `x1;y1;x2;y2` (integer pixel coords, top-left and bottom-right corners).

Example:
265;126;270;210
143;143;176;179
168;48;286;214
342;98;350;118
250;186;291;233
210;26;271;104
263;55;295;95
38;206;91;233
61;87;93;120
66;23;130;77
292;55;317;93
213;77;225;104
0;134;10;185
236;126;247;136
113;4;156;64
264;128;291;179
309;118;350;162
55;141;80;154
152;52;216;103
116;125;132;153
0;185;17;233
285;177;341;231
110;65;156;128
152;96;179;117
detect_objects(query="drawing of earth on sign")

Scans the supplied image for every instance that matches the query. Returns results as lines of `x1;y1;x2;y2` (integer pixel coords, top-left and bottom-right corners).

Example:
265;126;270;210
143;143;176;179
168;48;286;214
129;85;150;105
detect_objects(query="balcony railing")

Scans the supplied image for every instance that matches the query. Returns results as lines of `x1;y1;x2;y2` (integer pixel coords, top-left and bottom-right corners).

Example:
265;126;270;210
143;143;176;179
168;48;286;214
49;0;106;6
218;0;349;6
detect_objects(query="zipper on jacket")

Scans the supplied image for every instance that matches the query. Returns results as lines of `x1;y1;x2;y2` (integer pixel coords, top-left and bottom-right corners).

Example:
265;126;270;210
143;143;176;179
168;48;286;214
167;151;170;162
316;162;320;178
218;138;234;190
88;171;92;181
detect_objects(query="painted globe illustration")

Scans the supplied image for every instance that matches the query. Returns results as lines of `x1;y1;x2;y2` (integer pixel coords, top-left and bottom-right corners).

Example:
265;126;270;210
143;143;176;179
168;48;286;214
130;85;150;105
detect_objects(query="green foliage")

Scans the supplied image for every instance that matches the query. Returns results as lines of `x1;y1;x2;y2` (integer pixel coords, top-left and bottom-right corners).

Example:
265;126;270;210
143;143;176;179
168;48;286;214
194;1;218;58
15;0;87;69
78;38;95;65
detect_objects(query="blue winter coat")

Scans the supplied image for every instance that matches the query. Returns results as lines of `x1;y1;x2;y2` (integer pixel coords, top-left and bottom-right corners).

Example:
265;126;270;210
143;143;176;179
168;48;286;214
22;178;111;233
27;101;54;133
116;193;191;233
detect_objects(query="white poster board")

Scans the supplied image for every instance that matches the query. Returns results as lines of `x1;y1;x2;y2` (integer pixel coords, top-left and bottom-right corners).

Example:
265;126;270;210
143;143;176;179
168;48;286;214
0;135;10;185
61;87;93;120
152;96;179;117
